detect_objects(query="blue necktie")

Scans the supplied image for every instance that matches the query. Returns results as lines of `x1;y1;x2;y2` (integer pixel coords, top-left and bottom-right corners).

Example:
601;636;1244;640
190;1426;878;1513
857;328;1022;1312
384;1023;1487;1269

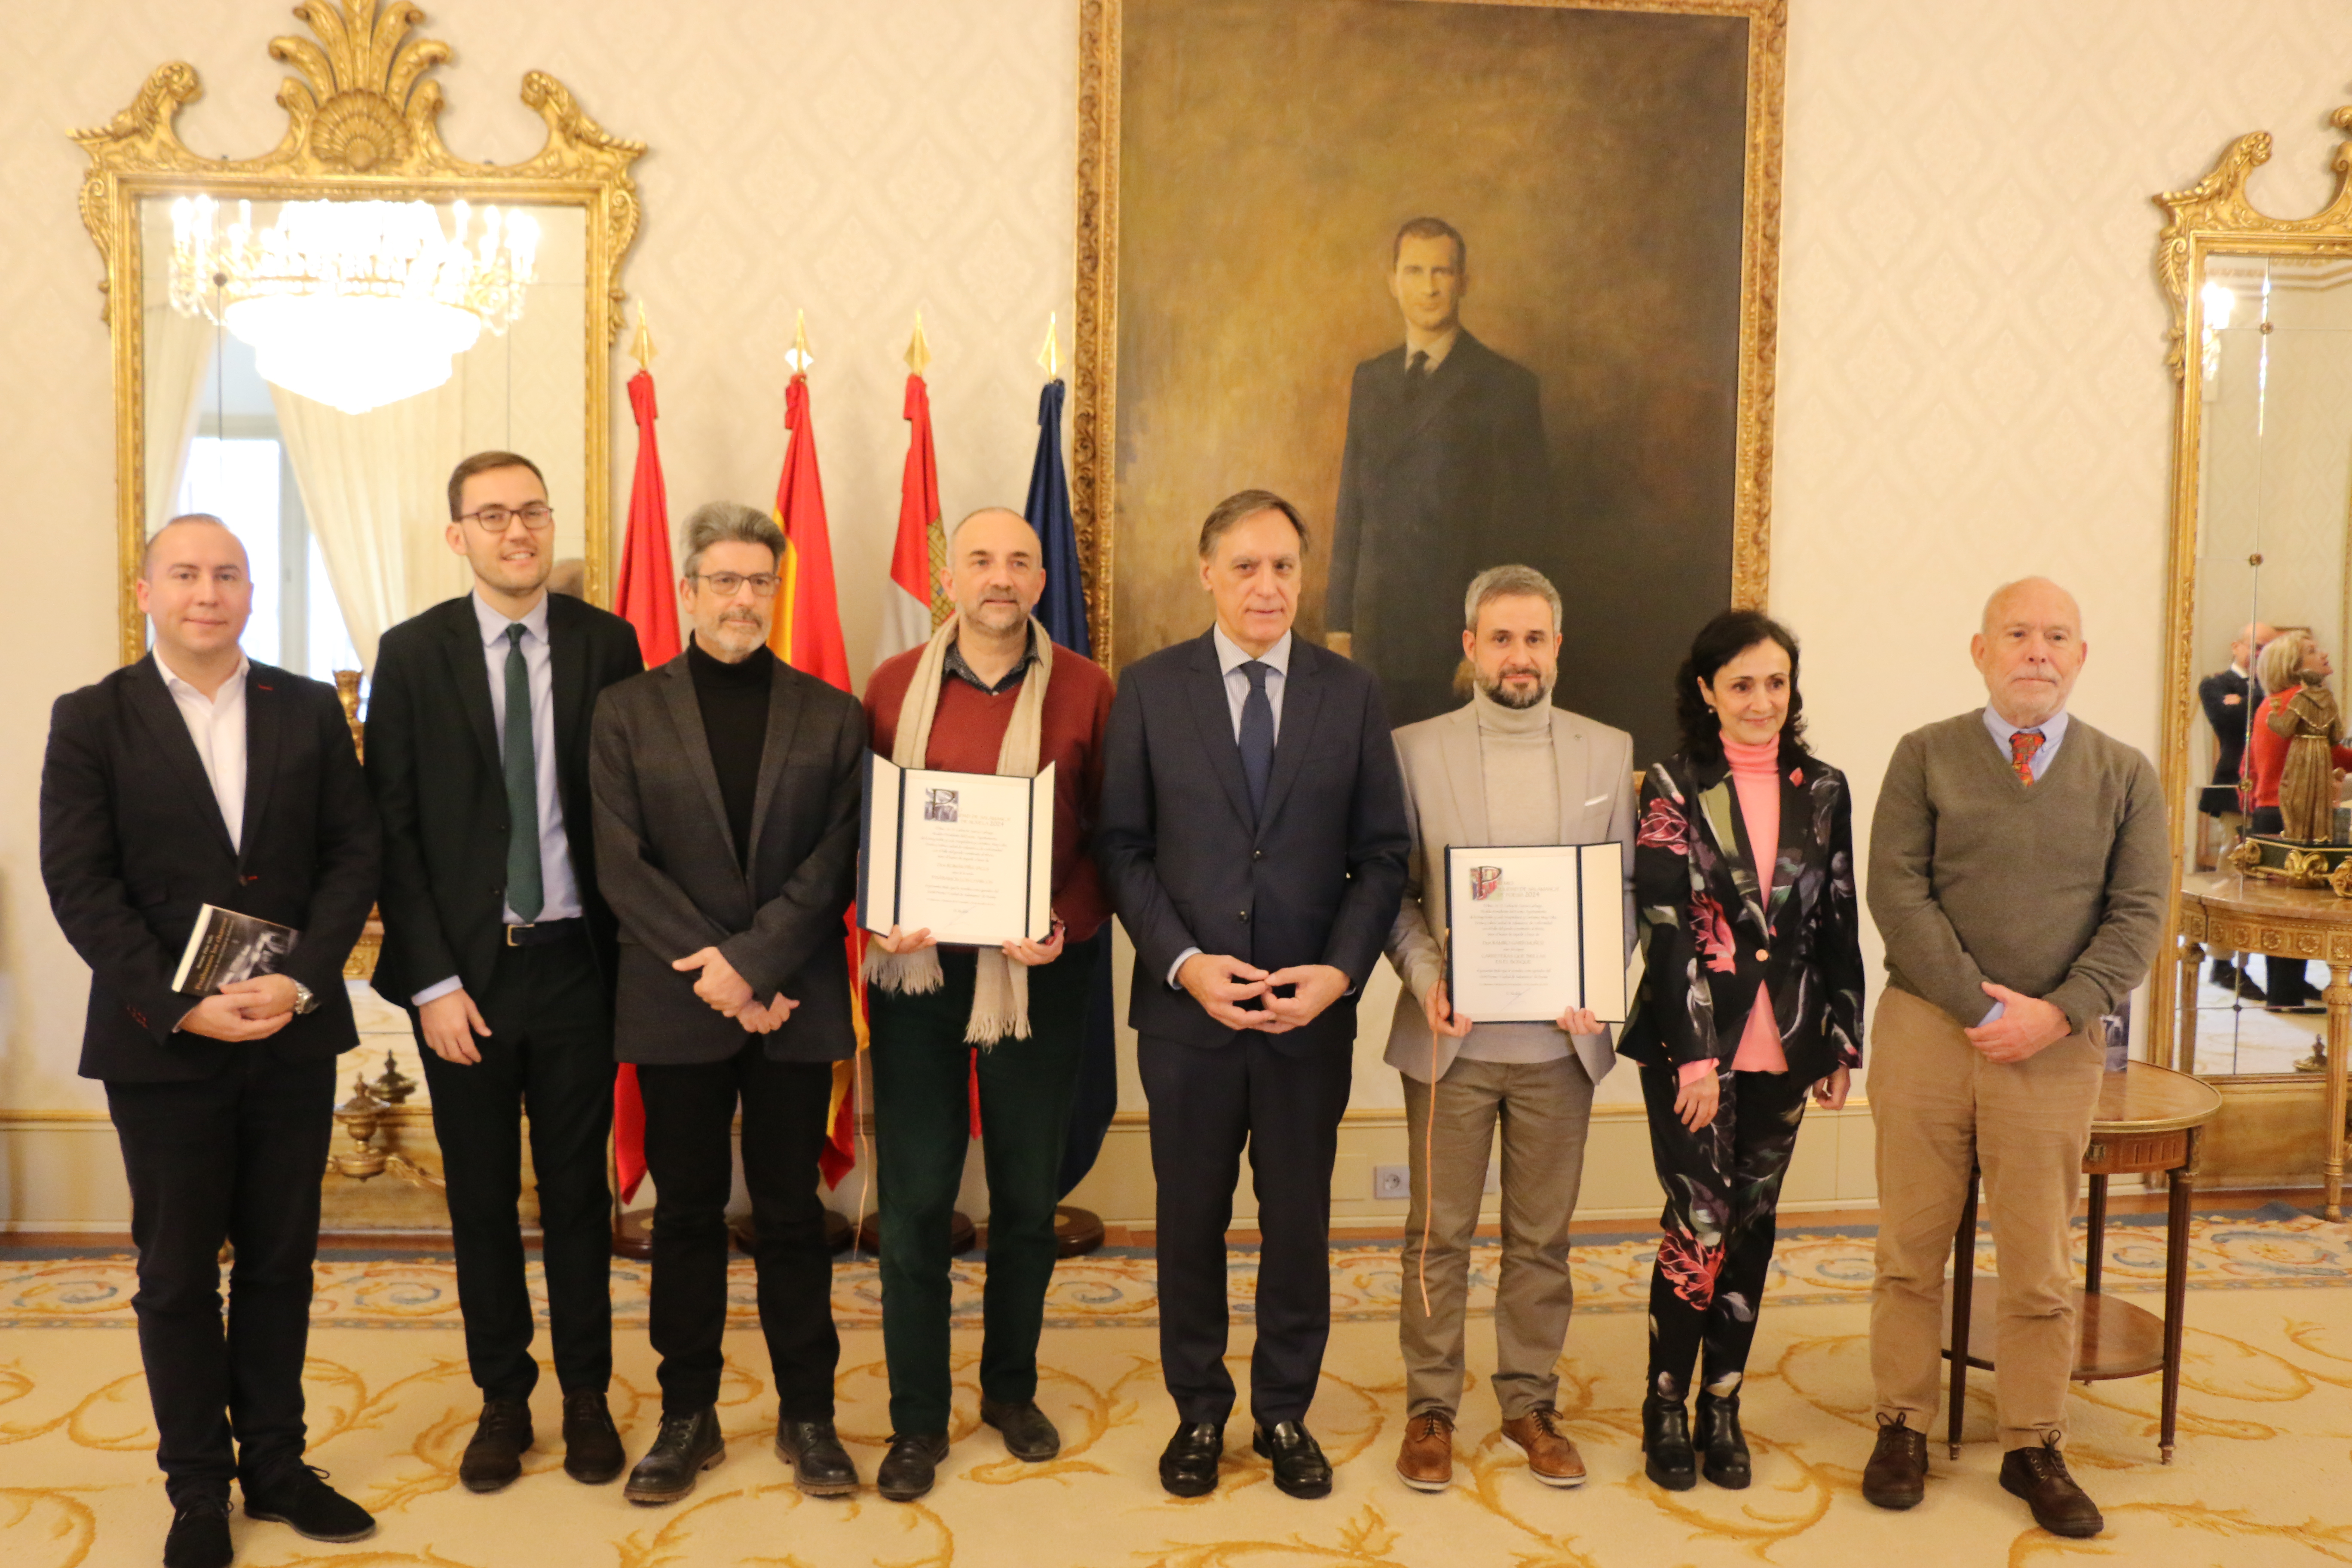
503;624;544;921
1239;660;1274;821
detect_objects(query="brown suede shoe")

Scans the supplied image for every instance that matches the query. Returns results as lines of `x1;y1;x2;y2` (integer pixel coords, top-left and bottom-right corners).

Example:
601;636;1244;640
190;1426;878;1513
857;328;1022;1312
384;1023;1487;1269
1861;1412;1927;1510
1394;1412;1453;1491
1500;1408;1586;1488
1999;1435;2103;1538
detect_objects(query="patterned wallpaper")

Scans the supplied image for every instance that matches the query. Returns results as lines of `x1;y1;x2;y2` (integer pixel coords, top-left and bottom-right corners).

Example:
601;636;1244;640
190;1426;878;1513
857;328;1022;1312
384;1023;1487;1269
11;0;2352;1121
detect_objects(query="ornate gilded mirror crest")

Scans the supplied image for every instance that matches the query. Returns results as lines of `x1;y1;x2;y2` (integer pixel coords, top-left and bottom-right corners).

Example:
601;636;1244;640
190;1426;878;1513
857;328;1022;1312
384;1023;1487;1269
74;0;645;662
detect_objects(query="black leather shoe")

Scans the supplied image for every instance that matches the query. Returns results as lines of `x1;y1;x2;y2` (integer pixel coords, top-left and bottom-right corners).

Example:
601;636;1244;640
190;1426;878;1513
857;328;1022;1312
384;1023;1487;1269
775;1418;860;1496
1862;1411;1928;1510
877;1432;951;1502
1694;1391;1751;1489
1159;1420;1225;1498
980;1396;1062;1461
624;1407;726;1506
1641;1394;1697;1491
459;1397;534;1493
1253;1421;1333;1500
163;1494;232;1568
241;1464;377;1543
562;1391;625;1485
2000;1435;2103;1538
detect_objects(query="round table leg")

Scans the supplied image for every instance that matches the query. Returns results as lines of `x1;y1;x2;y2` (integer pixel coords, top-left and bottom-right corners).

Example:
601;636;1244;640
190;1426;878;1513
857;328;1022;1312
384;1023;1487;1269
2177;940;2204;1075
2326;964;2351;1222
2160;1127;2199;1464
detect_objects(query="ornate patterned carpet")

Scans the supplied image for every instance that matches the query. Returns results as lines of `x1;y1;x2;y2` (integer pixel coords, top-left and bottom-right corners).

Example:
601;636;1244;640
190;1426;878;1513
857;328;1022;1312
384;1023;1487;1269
1;1210;2347;1566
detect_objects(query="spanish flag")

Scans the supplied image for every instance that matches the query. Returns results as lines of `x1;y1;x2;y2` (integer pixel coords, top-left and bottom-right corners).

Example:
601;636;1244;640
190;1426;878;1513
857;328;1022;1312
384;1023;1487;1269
766;363;863;1188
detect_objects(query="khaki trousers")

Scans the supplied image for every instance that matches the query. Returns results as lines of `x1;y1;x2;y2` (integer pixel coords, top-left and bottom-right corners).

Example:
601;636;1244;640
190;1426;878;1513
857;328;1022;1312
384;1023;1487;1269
1868;986;2102;1450
1400;1054;1593;1419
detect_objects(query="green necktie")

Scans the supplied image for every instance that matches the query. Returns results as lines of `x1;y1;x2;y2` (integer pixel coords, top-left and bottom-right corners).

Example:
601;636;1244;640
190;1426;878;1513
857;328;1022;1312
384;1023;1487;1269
503;623;544;922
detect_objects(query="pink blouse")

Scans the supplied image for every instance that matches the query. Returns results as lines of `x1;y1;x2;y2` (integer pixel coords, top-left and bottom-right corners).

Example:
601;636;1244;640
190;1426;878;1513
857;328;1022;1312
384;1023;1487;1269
1679;736;1791;1084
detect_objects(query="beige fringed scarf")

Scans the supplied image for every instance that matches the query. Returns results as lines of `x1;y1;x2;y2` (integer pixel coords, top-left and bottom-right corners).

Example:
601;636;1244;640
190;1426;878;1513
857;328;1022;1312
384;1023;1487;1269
863;612;1053;1044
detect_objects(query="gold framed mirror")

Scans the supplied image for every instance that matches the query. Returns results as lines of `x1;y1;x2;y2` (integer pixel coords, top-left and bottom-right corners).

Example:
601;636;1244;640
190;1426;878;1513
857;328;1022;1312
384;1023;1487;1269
2155;112;2352;1191
74;0;643;672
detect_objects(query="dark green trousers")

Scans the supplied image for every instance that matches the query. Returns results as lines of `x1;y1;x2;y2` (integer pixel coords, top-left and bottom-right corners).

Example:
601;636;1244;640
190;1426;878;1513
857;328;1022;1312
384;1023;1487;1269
869;943;1096;1435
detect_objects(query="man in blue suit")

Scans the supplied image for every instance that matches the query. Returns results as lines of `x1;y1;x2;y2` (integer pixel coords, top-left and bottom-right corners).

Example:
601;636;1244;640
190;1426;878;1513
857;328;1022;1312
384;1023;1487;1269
1097;490;1411;1501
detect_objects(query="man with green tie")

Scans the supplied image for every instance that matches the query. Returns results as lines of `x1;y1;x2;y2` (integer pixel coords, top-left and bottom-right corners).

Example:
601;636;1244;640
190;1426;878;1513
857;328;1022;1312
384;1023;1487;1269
366;452;645;1495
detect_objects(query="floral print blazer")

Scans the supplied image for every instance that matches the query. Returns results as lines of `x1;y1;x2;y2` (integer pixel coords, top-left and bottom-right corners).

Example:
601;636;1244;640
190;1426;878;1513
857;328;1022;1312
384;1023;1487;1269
1617;744;1865;1083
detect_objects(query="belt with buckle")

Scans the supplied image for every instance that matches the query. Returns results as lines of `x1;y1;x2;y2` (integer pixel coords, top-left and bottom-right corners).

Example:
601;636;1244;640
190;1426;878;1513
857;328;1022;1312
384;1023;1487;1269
505;917;584;947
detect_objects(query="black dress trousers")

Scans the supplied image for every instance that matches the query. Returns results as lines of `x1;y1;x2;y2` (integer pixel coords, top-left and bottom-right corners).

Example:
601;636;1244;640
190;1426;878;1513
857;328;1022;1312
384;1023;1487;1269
636;1043;838;1417
416;928;615;1400
1139;1030;1354;1428
105;1049;337;1505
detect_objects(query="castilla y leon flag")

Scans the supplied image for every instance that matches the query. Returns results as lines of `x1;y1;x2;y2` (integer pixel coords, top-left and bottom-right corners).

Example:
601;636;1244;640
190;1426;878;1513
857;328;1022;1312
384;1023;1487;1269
767;360;864;1187
876;370;946;666
611;365;680;1205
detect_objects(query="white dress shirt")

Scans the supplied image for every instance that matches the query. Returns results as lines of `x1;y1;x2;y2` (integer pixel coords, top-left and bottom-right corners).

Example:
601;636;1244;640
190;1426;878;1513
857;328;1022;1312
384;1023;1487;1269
1169;625;1298;986
1403;325;1461;375
412;591;582;1006
156;649;249;852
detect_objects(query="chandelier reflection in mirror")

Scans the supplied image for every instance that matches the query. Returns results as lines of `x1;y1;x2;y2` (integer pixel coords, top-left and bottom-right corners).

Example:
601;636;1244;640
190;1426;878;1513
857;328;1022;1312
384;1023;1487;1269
168;195;540;415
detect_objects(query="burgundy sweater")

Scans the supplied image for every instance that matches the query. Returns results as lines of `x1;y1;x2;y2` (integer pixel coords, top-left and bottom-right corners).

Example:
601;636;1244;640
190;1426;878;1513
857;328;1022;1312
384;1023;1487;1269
864;641;1115;943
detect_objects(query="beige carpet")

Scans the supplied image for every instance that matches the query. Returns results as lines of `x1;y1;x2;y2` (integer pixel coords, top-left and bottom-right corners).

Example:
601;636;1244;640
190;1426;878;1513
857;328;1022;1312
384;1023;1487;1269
2;1215;2349;1566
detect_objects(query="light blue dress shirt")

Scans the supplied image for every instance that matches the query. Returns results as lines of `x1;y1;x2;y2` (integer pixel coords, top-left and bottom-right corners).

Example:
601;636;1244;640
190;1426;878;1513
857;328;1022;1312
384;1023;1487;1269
1973;705;2070;1023
1167;625;1296;988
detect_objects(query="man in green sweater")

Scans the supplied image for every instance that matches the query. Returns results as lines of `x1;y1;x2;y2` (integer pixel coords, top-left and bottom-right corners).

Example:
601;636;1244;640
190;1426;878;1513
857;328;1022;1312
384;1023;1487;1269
1859;578;2167;1540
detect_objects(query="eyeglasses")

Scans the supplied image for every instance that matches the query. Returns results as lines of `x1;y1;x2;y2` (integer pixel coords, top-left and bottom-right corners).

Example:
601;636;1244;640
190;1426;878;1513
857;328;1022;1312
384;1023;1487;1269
459;503;556;532
691;571;781;597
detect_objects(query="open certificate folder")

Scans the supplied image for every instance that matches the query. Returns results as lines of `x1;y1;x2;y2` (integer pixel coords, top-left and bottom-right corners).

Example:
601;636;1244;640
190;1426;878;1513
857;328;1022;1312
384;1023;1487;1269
858;756;1057;948
1443;843;1627;1025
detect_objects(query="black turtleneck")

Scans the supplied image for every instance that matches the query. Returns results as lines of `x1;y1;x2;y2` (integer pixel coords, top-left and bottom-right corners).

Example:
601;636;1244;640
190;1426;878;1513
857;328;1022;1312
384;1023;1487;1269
687;638;774;865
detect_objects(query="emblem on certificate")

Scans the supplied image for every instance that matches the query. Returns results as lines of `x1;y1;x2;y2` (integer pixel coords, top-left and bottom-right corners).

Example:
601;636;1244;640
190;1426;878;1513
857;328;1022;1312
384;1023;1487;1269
858;755;1056;947
1443;843;1627;1024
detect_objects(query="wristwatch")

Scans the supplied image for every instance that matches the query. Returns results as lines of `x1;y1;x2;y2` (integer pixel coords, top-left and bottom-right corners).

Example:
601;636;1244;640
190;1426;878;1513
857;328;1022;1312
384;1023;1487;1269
291;979;318;1015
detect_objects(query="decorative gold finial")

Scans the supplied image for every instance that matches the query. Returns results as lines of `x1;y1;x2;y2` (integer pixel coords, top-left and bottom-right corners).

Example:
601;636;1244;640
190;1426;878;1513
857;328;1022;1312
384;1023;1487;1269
1036;312;1060;380
785;309;815;375
630;300;656;371
905;311;933;377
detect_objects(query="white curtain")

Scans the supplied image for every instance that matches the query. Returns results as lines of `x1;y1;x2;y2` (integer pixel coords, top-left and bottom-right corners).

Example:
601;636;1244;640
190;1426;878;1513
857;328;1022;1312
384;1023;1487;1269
143;305;216;536
271;380;469;671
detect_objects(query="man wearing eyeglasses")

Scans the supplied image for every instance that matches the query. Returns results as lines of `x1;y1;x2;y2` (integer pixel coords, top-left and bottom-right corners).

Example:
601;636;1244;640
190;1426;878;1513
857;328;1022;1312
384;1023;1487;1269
366;451;644;1494
589;502;867;1506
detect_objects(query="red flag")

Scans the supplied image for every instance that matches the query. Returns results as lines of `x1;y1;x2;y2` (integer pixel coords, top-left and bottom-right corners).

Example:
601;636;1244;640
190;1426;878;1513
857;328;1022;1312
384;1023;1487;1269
765;368;865;1187
876;372;946;665
610;367;679;1205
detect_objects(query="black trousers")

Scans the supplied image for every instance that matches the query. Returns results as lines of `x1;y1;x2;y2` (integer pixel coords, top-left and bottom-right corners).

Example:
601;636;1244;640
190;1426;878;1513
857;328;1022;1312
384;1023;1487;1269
637;1044;839;1416
1139;1031;1353;1428
1637;1062;1814;1401
2250;807;2320;1004
416;930;614;1401
106;1050;336;1506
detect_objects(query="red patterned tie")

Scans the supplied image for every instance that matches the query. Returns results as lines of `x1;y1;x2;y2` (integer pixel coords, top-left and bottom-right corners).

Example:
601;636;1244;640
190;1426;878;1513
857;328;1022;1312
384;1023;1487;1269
2009;728;2044;785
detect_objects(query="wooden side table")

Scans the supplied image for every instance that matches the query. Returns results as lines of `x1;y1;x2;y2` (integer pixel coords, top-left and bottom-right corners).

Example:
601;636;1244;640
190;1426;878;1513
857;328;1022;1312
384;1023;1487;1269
1941;1060;2222;1463
2177;869;2352;1217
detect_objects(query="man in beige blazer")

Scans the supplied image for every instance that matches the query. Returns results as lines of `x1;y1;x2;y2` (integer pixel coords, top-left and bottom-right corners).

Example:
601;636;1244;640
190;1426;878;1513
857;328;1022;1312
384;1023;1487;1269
1383;565;1635;1494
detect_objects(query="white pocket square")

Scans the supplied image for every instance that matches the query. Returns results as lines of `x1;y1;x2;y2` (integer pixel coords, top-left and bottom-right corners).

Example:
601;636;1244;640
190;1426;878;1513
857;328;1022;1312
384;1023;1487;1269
1583;794;1610;806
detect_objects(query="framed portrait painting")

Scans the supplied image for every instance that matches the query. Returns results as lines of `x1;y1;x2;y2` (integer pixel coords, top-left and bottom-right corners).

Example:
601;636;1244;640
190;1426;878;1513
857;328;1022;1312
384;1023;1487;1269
1072;0;1782;762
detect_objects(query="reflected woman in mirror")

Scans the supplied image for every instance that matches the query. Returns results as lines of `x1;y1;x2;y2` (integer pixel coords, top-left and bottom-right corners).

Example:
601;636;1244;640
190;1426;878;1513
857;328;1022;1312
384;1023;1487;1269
1617;610;1865;1493
2244;629;2352;1010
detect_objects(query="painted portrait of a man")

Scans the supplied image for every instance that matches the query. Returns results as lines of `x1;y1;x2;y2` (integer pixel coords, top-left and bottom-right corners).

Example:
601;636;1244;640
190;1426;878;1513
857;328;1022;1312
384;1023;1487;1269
1329;217;1553;726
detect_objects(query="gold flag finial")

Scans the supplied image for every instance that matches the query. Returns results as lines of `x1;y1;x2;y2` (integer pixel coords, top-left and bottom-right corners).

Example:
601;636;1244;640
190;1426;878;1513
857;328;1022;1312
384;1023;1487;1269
1036;312;1060;380
785;309;815;376
629;300;656;371
905;311;933;377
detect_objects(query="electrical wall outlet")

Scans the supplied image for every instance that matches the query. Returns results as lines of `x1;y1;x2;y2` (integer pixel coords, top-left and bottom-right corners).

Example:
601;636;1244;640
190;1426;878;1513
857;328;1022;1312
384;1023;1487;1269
1373;1164;1411;1199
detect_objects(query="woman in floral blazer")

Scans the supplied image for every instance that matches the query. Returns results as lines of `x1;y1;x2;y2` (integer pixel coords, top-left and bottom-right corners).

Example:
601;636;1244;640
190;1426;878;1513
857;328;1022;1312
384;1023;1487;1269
1618;609;1865;1494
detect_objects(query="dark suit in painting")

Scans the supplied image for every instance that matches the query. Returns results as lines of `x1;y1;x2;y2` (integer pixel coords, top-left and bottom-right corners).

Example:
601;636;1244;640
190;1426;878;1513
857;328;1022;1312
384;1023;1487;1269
40;657;378;1505
1329;330;1551;726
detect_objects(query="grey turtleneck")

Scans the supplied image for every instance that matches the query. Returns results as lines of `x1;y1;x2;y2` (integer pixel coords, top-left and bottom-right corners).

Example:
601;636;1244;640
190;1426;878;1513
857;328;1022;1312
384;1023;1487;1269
1458;684;1571;1065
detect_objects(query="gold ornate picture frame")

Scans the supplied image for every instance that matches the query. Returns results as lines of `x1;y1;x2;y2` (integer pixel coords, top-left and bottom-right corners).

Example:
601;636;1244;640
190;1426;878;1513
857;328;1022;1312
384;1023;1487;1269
1072;0;1785;754
73;0;644;665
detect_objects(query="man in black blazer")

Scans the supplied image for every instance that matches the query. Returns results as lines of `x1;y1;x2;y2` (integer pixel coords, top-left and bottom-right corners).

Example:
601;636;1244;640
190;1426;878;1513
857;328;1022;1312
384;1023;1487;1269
1329;217;1553;728
588;502;866;1506
41;515;380;1568
1097;490;1411;1500
365;452;643;1493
